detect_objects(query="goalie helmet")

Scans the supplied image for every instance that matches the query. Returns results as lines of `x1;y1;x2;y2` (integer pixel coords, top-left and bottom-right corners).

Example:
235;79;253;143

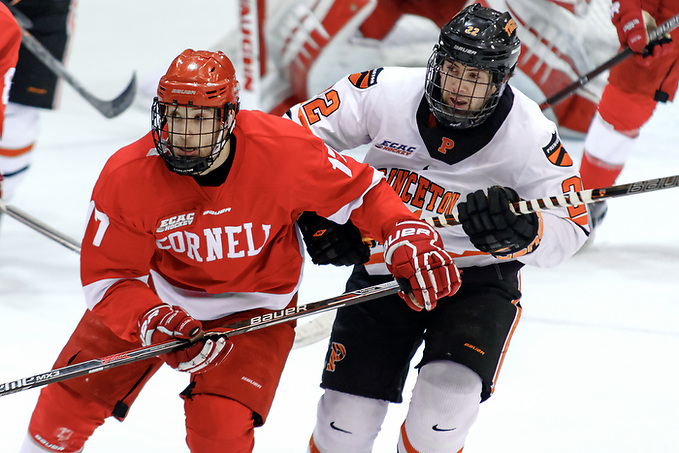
152;49;240;175
424;4;521;129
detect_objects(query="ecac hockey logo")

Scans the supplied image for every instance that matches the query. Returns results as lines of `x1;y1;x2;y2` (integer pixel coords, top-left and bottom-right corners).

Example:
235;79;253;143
375;140;417;156
156;212;196;233
325;342;347;372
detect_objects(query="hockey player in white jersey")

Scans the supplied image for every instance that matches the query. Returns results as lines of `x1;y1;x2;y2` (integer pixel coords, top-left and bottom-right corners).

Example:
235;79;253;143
288;4;590;452
225;0;617;136
140;0;616;138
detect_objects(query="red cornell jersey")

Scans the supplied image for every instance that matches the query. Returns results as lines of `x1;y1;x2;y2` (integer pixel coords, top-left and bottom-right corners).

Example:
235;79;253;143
0;3;20;138
81;110;412;341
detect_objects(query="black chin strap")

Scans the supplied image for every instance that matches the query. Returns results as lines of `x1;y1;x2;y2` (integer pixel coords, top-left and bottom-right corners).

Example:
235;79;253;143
192;135;237;187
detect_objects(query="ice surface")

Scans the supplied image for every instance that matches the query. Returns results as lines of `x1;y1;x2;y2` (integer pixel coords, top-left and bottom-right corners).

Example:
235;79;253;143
1;1;679;451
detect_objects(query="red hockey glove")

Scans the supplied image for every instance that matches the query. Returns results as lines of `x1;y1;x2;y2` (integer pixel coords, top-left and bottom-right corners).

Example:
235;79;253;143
612;0;648;53
611;1;673;63
138;305;232;374
384;220;461;311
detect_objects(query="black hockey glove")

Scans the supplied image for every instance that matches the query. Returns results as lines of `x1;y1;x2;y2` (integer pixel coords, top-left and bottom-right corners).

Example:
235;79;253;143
457;186;540;257
297;211;371;266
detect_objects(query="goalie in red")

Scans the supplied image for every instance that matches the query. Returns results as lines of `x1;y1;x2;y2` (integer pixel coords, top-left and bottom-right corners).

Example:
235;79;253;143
17;49;460;453
231;0;620;138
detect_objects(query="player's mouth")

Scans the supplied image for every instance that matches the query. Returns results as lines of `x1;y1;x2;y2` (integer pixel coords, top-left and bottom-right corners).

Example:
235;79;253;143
175;147;199;157
449;96;470;110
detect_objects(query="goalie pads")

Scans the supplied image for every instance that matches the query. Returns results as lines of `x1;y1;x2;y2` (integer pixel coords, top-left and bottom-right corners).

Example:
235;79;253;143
264;0;377;113
260;0;458;114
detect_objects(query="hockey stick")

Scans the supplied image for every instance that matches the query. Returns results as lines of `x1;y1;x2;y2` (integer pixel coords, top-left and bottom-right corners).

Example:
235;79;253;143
293;173;679;348
293;310;336;348
0;199;349;351
539;12;679;110
7;173;677;355
2;0;31;28
0;199;81;253
7;4;136;119
0;200;336;351
0;280;399;397
3;171;676;265
426;174;679;228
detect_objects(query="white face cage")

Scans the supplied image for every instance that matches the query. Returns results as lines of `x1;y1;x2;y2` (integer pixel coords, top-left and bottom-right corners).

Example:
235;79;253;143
424;50;508;130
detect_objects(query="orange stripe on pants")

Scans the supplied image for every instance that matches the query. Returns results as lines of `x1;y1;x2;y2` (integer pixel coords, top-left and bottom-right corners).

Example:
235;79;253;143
0;143;34;157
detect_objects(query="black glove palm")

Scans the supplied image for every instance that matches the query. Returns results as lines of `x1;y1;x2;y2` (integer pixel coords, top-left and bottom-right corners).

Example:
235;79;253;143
297;212;371;266
457;186;540;257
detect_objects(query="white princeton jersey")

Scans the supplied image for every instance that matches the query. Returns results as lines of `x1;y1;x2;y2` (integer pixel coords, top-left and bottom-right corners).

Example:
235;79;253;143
286;66;589;274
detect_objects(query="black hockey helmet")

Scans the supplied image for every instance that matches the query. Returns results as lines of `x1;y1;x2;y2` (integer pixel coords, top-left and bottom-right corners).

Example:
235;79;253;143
425;3;521;129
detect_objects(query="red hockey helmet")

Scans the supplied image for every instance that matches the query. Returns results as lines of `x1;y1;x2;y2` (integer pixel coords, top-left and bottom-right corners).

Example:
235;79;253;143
157;49;240;108
152;49;241;175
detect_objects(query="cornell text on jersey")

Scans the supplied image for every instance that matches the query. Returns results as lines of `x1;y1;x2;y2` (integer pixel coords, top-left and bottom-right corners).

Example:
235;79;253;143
156;222;272;262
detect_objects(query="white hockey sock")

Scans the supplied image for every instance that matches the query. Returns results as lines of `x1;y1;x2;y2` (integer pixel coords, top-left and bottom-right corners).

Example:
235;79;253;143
0;103;40;149
0;103;40;201
398;361;482;453
583;112;637;166
310;389;389;453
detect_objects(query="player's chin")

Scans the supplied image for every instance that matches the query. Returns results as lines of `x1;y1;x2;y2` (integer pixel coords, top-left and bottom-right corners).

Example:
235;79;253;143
443;101;472;115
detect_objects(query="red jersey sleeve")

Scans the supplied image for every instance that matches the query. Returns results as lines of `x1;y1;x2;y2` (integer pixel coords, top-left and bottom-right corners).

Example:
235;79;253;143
236;112;414;242
274;126;415;242
80;141;166;342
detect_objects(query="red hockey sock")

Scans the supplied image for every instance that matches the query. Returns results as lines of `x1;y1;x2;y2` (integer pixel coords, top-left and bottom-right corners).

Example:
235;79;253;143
579;151;623;189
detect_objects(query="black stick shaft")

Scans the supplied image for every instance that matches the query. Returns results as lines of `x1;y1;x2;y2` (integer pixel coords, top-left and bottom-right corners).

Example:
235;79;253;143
0;280;399;397
13;18;136;118
540;12;679;110
426;174;679;228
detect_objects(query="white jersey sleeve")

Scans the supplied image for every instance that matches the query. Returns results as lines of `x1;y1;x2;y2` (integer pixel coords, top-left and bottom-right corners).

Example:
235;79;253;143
286;66;589;272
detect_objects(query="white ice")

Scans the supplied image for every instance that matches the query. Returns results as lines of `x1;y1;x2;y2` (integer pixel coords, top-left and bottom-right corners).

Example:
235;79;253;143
2;1;679;451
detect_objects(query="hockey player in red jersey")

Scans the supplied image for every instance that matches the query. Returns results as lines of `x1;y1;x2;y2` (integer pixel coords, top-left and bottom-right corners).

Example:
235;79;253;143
287;4;589;452
0;1;21;138
579;0;678;230
18;49;460;453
